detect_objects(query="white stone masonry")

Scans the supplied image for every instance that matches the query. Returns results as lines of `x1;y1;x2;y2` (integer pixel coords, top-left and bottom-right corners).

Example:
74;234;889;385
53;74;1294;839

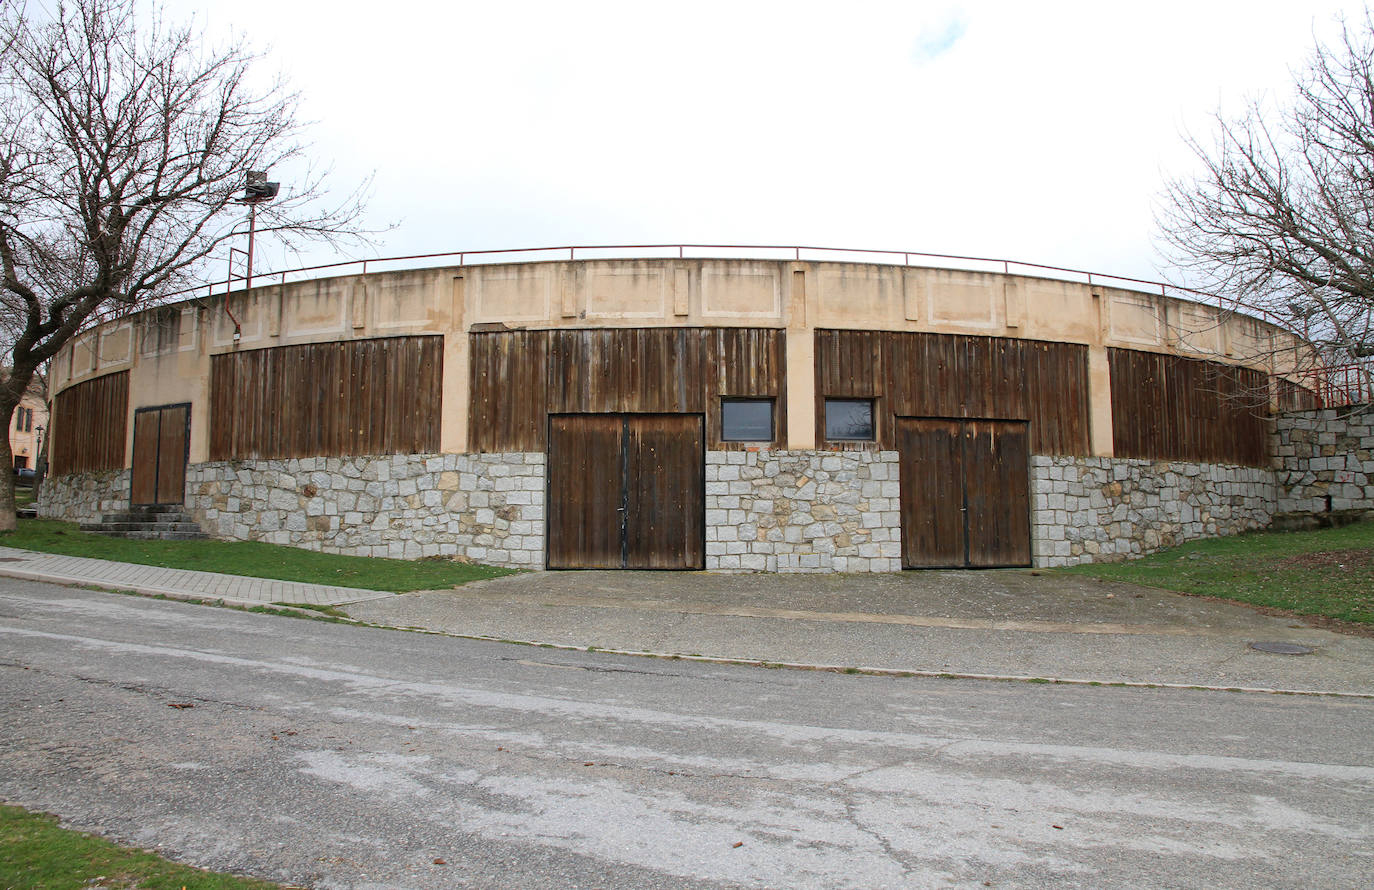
704;449;902;573
184;452;545;568
1030;456;1275;567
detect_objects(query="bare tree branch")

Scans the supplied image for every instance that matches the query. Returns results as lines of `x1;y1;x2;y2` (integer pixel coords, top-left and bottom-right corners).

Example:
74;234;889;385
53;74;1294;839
1160;13;1374;393
0;0;374;528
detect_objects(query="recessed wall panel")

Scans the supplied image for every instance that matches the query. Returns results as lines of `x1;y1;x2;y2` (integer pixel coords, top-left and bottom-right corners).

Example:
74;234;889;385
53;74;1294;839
473;267;552;322
922;271;1001;329
815;268;902;327
585;267;667;318
700;265;781;319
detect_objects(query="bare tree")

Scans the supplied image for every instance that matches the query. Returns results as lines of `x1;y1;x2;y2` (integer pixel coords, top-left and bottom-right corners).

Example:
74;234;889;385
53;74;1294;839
0;0;369;530
1159;14;1374;399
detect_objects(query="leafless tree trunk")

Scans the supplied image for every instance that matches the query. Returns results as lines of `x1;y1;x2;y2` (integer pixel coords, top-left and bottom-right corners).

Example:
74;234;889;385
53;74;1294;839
0;0;370;530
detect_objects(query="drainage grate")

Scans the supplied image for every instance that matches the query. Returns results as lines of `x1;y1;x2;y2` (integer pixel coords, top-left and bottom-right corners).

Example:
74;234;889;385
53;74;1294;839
1248;641;1315;656
0;557;29;562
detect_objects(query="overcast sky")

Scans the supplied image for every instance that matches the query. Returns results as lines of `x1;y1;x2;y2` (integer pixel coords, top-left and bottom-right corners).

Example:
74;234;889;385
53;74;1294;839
159;0;1372;288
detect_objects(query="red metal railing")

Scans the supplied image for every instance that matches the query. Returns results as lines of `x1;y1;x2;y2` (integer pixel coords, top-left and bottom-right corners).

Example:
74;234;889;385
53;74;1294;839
1304;362;1374;407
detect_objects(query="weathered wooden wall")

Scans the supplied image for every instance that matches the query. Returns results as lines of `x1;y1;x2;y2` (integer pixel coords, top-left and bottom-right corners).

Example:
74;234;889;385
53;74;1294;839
1108;348;1269;467
1275;377;1322;413
469;328;785;452
209;336;443;460
815;330;1091;455
51;371;129;475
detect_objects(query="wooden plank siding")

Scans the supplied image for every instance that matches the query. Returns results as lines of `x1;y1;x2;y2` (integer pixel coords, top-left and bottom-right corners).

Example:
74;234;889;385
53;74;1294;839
1275;377;1322;413
209;336;442;460
815;330;1091;455
51;371;128;475
130;410;161;503
546;414;624;568
469;328;785;452
624;413;706;569
1108;348;1269;467
962;420;1032;567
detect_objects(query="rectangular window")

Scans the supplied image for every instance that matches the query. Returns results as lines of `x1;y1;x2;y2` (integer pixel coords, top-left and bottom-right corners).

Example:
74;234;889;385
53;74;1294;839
721;398;774;442
14;408;30;433
824;398;875;441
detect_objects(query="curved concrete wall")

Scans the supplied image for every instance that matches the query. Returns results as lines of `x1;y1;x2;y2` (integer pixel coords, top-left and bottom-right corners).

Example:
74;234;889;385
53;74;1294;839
50;258;1306;466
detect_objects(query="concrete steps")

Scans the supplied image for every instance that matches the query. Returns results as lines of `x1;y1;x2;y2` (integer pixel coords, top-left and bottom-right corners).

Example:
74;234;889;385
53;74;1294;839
81;505;207;540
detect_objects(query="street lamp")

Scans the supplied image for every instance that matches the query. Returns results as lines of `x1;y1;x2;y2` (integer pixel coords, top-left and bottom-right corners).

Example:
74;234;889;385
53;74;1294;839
33;424;45;494
239;170;280;292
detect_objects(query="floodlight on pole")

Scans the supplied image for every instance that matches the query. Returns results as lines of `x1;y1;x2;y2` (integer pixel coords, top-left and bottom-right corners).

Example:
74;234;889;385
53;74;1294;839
239;170;279;293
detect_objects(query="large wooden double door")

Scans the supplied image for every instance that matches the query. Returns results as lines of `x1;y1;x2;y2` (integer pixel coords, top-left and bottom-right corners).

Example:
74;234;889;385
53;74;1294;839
897;417;1031;568
547;414;705;570
131;403;190;506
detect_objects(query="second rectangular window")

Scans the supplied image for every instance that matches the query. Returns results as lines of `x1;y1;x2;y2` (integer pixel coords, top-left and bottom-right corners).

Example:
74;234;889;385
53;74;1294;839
824;398;875;441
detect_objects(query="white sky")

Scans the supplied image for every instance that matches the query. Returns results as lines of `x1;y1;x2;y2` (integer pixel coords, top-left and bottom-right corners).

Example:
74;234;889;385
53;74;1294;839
160;0;1372;287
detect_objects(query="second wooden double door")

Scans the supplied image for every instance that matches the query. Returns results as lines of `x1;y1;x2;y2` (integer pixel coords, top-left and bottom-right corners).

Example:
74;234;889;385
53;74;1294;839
897;417;1031;568
547;413;705;570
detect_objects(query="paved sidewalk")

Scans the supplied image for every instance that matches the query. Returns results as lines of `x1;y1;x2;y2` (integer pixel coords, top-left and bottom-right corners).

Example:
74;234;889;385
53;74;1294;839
345;570;1374;697
0;546;393;607
3;544;1372;696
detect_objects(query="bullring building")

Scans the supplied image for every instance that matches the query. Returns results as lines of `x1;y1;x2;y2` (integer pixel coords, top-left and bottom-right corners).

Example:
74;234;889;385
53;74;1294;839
40;250;1319;572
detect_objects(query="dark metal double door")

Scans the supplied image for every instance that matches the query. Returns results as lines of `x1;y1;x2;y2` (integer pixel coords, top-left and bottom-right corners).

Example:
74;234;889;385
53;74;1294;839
131;403;190;506
548;414;704;570
897;417;1031;568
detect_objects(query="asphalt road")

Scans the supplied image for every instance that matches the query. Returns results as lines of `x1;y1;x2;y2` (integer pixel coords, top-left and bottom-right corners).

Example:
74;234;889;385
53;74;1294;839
2;578;1372;889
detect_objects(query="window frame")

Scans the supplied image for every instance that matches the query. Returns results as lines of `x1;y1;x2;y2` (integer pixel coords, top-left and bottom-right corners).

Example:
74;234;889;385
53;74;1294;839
823;397;877;442
720;397;776;443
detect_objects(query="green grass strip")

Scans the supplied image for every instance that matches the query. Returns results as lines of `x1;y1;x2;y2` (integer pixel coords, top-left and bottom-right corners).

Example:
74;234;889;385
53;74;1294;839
1059;521;1374;625
0;804;281;889
1;519;513;593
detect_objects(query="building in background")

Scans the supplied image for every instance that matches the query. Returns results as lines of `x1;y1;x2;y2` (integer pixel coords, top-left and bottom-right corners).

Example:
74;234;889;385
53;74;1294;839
9;382;47;472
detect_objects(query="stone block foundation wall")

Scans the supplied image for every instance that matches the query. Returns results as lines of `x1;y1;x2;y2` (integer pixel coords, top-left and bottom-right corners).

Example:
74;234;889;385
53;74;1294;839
705;450;903;572
36;469;130;524
1031;457;1276;567
35;412;1371;573
1272;407;1374;514
185;453;545;568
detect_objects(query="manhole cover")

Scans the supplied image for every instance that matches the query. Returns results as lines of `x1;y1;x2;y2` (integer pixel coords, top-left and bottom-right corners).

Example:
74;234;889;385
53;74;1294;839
1248;641;1315;655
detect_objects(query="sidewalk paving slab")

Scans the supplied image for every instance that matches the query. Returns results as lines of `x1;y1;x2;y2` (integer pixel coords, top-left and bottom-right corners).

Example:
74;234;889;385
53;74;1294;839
0;546;393;607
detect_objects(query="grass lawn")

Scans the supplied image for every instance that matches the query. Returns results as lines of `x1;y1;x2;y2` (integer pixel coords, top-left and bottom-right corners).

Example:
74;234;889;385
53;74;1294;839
0;519;513;592
0;804;281;889
1060;520;1374;626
